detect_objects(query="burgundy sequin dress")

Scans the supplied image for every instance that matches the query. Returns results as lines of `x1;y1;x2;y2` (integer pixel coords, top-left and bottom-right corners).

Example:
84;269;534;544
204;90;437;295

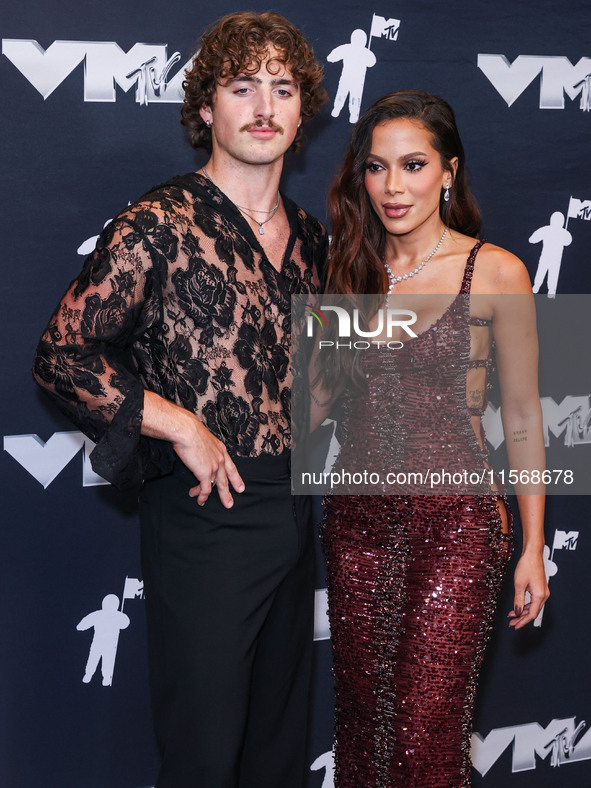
322;241;513;788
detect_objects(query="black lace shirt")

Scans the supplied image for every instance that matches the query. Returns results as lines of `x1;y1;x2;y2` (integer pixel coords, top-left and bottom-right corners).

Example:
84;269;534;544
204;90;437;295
33;172;326;488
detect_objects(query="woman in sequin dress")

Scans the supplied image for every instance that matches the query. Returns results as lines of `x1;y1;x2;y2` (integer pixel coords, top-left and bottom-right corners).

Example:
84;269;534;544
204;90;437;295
312;91;549;787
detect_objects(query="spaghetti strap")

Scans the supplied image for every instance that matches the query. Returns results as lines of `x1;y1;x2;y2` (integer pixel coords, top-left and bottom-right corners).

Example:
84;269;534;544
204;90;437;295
459;239;487;295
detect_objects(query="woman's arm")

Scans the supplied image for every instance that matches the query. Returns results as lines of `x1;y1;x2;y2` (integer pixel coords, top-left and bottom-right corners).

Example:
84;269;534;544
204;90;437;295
488;248;550;629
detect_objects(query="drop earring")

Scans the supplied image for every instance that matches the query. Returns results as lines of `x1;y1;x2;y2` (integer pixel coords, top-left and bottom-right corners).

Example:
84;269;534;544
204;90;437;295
443;183;450;202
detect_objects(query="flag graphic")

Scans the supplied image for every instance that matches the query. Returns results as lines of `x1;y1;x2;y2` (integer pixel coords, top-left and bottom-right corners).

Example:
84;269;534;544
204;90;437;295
552;530;579;551
567;197;591;221
122;576;144;600
370;14;401;41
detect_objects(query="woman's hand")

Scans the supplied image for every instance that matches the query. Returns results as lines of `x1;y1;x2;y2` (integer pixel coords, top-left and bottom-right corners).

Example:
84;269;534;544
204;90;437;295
508;551;549;629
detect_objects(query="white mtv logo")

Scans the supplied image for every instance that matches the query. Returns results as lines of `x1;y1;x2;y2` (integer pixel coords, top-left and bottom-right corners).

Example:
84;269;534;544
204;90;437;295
2;39;189;104
473;717;591;774
478;54;591;110
311;717;591;782
310;718;591;785
3;431;108;487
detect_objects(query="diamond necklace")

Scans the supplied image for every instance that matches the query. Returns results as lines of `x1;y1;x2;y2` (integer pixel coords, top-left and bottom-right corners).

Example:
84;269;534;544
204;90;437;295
201;167;280;235
384;226;448;307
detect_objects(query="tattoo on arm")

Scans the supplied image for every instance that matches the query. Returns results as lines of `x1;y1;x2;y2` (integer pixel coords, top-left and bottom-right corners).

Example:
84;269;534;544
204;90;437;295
468;389;485;407
310;390;331;408
513;428;528;444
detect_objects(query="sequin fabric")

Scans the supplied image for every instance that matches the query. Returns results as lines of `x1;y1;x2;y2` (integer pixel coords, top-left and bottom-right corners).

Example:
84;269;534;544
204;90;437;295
321;241;513;788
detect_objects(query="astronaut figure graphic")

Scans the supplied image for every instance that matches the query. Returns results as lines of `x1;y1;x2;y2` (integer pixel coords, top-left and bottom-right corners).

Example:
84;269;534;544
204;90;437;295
327;30;376;123
530;211;572;297
77;594;130;686
310;749;335;788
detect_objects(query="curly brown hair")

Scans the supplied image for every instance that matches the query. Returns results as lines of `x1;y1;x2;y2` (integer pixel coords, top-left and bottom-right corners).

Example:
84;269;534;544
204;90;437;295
181;11;328;153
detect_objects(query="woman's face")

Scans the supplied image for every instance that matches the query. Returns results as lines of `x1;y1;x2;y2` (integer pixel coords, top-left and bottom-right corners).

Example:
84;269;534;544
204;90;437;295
364;118;456;237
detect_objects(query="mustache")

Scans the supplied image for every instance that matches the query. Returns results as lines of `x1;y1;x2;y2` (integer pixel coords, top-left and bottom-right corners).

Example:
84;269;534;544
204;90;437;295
239;119;285;134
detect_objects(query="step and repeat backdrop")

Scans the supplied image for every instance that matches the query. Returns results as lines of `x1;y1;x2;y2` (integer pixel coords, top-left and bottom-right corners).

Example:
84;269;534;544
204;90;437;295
2;0;590;786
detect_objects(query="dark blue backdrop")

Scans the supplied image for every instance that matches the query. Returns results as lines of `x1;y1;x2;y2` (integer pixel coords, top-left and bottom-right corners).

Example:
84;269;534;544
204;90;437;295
2;1;591;786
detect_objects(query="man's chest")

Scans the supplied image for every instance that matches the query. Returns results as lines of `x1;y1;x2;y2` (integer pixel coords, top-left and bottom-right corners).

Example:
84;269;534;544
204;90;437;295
252;214;292;274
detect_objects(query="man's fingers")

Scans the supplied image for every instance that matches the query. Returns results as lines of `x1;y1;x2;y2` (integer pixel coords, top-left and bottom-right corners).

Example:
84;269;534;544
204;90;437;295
187;471;216;503
196;478;213;506
186;455;244;509
225;456;245;493
213;471;233;508
182;439;244;507
211;455;245;509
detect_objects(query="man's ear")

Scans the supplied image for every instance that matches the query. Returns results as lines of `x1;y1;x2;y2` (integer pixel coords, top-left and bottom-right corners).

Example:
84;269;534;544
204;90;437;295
200;104;213;127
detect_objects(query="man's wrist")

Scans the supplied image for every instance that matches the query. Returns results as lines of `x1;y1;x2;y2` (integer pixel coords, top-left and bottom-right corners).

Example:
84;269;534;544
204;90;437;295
142;390;201;444
170;407;202;448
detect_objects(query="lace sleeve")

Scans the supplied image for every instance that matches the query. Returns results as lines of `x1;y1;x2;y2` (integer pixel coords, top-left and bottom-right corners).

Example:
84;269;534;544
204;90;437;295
32;202;177;488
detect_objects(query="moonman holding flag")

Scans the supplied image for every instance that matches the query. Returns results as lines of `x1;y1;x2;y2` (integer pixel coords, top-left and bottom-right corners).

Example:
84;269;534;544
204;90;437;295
327;29;376;123
327;13;400;123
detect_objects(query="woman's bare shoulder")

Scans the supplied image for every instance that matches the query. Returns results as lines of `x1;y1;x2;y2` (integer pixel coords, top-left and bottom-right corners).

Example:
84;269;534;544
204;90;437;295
473;241;533;294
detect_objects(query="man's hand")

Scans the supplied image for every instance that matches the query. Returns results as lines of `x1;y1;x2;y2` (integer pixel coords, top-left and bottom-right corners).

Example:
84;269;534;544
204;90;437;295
142;390;245;507
173;416;245;507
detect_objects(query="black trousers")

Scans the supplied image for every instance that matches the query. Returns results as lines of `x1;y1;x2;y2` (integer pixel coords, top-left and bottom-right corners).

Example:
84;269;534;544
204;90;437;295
139;453;314;788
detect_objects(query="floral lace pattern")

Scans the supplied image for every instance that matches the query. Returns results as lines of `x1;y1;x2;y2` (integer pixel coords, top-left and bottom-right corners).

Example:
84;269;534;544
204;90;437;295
33;172;325;487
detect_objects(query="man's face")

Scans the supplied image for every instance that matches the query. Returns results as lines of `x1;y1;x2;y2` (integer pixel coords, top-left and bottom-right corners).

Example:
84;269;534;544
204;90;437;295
200;47;302;167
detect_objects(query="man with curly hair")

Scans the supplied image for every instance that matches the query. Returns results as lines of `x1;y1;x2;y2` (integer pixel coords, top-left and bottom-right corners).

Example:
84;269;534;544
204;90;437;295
33;11;328;788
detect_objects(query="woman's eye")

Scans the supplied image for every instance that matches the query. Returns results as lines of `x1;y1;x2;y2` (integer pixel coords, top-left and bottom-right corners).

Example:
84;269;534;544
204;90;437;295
405;160;426;172
366;162;383;173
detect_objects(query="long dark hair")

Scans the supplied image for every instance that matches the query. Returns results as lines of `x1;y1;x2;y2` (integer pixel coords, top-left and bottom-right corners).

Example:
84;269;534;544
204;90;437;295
326;90;481;295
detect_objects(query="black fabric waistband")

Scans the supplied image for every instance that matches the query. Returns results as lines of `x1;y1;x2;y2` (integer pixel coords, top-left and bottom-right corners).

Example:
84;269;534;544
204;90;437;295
173;451;292;483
